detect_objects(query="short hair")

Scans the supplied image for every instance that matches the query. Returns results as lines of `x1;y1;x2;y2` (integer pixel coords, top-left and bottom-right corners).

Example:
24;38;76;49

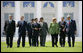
52;18;56;22
31;19;34;21
40;17;44;20
35;18;38;20
52;18;56;21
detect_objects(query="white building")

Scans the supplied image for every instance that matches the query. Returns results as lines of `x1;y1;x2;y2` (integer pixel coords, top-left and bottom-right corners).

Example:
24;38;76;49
1;1;82;38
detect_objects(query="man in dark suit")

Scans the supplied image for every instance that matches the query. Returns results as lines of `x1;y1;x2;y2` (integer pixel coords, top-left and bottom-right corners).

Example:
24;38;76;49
39;17;48;47
59;17;66;47
27;19;34;47
32;18;41;47
4;15;16;48
17;16;27;47
66;16;77;47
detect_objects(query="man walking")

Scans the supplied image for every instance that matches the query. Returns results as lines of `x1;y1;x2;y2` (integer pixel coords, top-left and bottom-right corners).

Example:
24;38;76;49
39;17;48;47
59;17;66;47
27;19;34;46
4;15;16;48
66;16;77;47
17;16;27;47
32;18;41;47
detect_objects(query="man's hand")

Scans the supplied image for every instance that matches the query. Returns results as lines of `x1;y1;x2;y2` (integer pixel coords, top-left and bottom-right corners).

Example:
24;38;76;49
66;29;68;32
62;28;65;32
35;28;38;30
62;25;64;27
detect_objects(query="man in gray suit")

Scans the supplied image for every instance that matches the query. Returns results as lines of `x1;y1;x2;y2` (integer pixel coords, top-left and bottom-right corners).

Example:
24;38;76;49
39;17;48;47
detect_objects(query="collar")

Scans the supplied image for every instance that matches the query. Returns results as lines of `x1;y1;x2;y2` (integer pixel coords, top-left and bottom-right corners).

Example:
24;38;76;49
9;19;12;21
70;19;71;22
21;20;24;22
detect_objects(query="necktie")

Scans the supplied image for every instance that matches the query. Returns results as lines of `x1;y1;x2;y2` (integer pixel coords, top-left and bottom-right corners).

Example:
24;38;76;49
69;21;70;25
35;22;37;26
21;21;23;26
9;20;12;24
31;23;33;28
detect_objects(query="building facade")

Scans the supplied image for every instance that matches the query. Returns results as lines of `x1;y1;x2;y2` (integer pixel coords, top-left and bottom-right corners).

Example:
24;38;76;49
1;1;82;37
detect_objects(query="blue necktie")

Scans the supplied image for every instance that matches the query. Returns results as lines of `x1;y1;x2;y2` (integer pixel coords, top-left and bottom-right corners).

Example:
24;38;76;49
20;21;23;26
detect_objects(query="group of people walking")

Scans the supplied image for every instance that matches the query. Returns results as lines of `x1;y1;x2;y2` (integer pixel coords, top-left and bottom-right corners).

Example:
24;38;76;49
3;15;77;48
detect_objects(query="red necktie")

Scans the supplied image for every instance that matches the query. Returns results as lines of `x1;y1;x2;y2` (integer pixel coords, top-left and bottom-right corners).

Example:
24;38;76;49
69;21;70;25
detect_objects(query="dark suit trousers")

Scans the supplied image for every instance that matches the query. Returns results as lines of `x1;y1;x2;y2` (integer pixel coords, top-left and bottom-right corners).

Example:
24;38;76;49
68;33;75;47
28;33;33;46
40;35;46;46
33;31;39;46
6;34;13;47
51;34;58;47
59;32;66;46
17;34;25;47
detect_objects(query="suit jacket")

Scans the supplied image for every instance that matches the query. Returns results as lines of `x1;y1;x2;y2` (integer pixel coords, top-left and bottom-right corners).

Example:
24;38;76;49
49;22;60;35
27;22;33;35
17;21;27;35
39;22;48;36
4;20;16;35
32;22;41;33
59;21;66;33
66;20;77;34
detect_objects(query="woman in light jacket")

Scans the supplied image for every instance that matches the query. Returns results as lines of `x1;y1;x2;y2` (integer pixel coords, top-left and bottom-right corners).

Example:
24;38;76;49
49;18;60;47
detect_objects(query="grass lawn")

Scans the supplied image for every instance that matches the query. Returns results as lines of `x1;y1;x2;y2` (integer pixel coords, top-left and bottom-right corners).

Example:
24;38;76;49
1;41;82;52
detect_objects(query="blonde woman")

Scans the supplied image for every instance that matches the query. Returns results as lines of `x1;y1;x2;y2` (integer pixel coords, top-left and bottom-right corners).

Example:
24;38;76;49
49;18;60;47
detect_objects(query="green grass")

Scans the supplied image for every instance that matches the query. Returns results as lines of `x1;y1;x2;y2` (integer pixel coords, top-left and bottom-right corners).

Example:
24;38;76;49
1;41;82;52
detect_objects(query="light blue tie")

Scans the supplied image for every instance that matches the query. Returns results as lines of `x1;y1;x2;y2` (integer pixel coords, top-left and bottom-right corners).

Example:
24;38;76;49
9;20;12;24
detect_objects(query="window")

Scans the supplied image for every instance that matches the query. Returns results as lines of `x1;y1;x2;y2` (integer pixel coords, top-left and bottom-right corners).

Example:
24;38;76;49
4;13;14;21
24;13;34;23
42;13;55;26
64;13;73;20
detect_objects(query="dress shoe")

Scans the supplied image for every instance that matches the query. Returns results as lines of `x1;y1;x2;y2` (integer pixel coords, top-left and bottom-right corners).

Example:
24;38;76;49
56;45;58;47
10;47;12;48
72;45;74;47
17;46;20;48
